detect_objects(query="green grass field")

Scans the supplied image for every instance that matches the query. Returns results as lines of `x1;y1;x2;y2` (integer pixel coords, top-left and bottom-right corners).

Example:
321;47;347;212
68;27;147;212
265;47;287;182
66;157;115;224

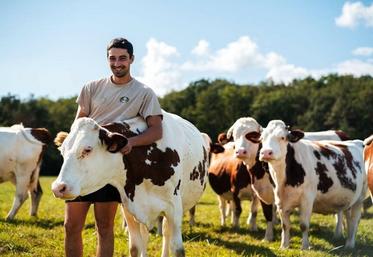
1;177;373;257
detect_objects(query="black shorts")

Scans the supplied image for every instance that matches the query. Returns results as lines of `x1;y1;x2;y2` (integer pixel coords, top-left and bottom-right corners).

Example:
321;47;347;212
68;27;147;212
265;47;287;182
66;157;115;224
66;184;121;203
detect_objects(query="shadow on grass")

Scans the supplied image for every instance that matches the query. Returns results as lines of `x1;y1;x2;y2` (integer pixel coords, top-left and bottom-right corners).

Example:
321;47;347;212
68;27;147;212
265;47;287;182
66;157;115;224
0;217;63;229
0;239;29;255
183;230;277;257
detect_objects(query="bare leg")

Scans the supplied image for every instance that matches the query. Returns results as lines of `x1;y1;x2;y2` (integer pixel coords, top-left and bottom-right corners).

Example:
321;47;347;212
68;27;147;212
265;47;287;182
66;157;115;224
94;202;118;257
64;202;91;257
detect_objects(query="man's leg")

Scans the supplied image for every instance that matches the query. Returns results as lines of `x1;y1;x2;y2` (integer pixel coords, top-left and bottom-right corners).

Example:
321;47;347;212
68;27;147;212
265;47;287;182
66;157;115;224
94;202;118;257
64;202;91;257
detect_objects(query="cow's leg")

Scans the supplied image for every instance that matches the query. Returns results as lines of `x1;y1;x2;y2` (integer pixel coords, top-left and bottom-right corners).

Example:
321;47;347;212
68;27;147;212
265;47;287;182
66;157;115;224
279;208;291;249
161;216;170;257
299;200;313;250
345;201;363;249
334;211;343;239
30;179;43;217
217;196;227;226
260;201;274;241
157;216;163;236
247;194;258;231
189;206;196;226
121;206;146;257
232;194;242;228
140;223;149;255
6;175;29;220
163;206;184;257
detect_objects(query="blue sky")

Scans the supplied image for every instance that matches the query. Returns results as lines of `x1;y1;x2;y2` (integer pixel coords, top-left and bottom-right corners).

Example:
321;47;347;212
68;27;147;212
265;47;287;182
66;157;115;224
0;1;372;99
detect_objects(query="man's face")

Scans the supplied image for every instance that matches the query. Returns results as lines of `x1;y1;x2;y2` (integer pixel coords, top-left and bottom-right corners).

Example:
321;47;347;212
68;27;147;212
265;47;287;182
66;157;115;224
108;48;133;78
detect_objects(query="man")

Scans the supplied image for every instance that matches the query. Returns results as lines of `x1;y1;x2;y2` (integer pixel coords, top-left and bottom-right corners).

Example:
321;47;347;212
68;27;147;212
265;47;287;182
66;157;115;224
64;37;163;257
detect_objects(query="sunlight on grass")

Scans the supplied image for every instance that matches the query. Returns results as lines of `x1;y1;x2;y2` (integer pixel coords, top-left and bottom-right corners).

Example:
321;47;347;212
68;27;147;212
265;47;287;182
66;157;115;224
0;177;373;256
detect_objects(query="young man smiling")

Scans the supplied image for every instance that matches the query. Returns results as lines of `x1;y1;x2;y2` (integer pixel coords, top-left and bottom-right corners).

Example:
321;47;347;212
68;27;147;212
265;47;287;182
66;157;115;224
63;37;163;257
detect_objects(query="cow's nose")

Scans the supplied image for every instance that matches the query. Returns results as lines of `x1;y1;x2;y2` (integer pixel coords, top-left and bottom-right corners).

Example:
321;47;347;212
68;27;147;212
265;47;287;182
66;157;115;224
260;149;273;160
51;182;67;198
235;148;247;158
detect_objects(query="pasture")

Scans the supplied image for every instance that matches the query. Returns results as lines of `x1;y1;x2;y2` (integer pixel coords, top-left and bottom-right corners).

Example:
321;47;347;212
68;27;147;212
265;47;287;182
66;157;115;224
1;177;373;257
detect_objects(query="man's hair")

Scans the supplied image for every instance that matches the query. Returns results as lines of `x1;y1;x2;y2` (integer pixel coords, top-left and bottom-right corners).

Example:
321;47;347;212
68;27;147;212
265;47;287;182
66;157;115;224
107;37;133;57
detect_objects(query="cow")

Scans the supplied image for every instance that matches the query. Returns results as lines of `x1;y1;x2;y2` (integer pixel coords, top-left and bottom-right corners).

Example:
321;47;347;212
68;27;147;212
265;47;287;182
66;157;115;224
0;124;51;220
51;111;209;257
364;135;373;200
259;120;366;249
226;117;352;239
209;141;260;231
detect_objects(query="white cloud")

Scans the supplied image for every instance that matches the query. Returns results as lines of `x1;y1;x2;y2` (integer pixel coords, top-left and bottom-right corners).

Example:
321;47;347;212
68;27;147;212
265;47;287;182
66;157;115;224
191;40;210;56
335;2;373;28
336;59;373;76
136;38;184;96
352;47;373;56
182;36;263;72
137;37;373;95
266;64;309;84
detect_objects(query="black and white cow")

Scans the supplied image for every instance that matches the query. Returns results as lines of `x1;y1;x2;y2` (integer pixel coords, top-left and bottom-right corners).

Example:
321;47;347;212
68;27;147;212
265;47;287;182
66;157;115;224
259;120;366;249
51;111;210;257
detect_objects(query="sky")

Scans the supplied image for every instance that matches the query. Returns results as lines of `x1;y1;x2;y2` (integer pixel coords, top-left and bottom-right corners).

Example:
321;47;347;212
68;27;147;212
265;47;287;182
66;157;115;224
0;0;373;99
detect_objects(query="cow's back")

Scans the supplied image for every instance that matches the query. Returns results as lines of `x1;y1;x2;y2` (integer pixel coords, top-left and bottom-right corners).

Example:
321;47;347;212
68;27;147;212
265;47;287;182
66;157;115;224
298;139;366;213
160;112;209;211
0;128;45;178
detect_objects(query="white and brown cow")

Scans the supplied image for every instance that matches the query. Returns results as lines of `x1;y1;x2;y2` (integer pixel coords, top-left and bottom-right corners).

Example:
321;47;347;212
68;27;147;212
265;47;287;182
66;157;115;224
0;124;50;220
51;111;209;257
209;141;260;230
226;117;352;239
259;120;366;249
364;135;373;200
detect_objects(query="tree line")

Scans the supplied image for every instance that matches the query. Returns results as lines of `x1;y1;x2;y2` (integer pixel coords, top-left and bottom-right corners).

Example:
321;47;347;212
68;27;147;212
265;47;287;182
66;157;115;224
1;74;372;175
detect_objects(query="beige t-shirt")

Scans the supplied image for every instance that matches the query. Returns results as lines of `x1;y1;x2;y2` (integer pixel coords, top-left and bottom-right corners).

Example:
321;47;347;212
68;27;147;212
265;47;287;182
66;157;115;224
77;77;162;125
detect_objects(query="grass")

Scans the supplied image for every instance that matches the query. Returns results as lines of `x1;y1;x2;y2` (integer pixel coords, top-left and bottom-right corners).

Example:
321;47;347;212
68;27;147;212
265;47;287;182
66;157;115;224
1;177;373;256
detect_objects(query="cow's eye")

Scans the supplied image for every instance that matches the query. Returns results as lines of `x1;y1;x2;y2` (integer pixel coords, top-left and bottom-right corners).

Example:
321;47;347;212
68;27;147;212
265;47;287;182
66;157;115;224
83;147;92;155
281;137;285;140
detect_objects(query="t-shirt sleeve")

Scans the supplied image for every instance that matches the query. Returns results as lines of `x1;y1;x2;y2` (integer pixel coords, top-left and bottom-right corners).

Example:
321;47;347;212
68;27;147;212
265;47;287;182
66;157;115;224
139;87;163;120
76;84;91;115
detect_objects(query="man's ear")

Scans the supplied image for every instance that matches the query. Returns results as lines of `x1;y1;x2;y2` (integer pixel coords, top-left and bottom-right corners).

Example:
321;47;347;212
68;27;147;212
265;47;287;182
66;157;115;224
130;55;135;64
99;129;128;153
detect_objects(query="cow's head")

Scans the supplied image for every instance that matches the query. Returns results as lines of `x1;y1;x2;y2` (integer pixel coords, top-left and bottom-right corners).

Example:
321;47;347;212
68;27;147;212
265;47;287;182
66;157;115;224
259;120;304;162
226;117;262;167
51;117;128;200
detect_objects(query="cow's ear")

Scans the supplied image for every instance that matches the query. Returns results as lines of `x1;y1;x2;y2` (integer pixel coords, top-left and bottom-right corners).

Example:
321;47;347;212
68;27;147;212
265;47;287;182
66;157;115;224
287;129;304;143
210;143;225;154
217;133;230;144
99;129;128;153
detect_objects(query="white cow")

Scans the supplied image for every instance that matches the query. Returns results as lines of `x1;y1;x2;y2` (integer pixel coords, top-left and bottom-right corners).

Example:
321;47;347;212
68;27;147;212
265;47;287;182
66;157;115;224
259;120;366;249
51;111;209;257
0;124;50;220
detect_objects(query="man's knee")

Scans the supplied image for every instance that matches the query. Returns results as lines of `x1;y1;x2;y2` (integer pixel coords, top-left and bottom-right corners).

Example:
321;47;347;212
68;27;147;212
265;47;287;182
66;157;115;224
96;221;114;237
64;220;84;235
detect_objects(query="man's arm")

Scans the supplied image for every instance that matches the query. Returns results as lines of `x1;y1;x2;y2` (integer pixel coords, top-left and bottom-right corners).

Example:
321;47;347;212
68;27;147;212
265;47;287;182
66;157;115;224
120;115;163;155
75;106;88;120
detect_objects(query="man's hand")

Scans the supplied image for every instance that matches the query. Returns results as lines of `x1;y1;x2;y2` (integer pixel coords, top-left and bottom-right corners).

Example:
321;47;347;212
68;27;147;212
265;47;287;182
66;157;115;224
120;138;133;155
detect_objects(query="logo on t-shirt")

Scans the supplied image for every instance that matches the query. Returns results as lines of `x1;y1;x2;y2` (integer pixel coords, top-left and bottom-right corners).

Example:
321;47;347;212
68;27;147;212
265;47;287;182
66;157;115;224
120;96;129;103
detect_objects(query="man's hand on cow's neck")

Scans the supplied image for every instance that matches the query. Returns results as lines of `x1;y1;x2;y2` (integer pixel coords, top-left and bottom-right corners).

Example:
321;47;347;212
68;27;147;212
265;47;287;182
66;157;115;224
120;138;133;155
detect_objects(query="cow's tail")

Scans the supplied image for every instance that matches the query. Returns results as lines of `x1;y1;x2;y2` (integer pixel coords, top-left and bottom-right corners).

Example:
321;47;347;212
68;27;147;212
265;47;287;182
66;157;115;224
29;156;44;217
